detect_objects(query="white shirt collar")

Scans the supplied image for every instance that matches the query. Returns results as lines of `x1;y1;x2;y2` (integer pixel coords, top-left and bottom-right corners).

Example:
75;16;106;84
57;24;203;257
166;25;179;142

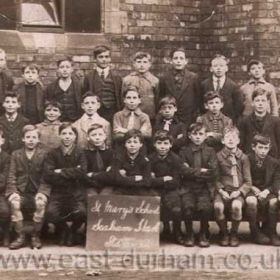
5;112;18;122
212;75;226;89
96;66;110;79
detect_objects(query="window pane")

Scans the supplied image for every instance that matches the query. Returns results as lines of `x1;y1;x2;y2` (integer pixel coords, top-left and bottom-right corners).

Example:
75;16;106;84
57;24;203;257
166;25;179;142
0;0;17;30
21;0;62;26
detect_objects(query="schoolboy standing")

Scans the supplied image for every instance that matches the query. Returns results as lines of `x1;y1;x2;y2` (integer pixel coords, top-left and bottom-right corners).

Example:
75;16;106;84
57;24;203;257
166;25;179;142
159;48;202;129
197;91;232;152
241;59;278;117
201;54;244;124
247;135;280;246
0;48;14;115
214;127;252;247
153;96;186;154
180;123;218;247
44;123;87;246
13;64;44;124
73;92;112;149
122;52;159;122
45;56;83;122
0;93;29;154
239;88;280;159
6;125;50;249
83;45;122;123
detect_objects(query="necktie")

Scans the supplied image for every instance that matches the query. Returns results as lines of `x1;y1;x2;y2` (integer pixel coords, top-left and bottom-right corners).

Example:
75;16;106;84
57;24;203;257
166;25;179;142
100;70;105;81
212;117;219;132
127;111;135;131
256;159;263;168
95;150;104;171
216;78;221;92
230;154;239;189
163;119;172;131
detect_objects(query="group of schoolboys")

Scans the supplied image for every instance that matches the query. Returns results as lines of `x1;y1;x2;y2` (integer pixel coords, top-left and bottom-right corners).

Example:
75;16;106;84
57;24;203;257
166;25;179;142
0;44;279;251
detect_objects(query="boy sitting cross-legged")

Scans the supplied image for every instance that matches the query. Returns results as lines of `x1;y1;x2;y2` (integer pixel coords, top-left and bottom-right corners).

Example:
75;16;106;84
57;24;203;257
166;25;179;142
214;127;252;247
36;100;62;152
84;124;114;197
44;123;87;246
73;92;112;149
197;91;233;152
148;130;183;244
179;123;218;247
246;134;280;246
6;125;50;249
153;96;186;154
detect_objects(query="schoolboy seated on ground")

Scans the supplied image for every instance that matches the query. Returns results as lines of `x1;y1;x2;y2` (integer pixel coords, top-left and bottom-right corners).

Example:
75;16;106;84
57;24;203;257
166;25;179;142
214;127;252;247
159;47;202;129
148;130;183;244
13;64;44;124
153;96;186;154
0;48;14;115
36;100;62;152
122;52;159;123
113;86;152;152
0;92;29;154
6;125;50;250
73;92;112;149
83;45;122;123
180;123;218;247
201;54;244;124
0;128;10;246
111;129;152;196
44;123;87;247
44;56;83;122
196;91;232;152
84;124;114;196
239;88;280;159
246;134;280;246
241;59;278;117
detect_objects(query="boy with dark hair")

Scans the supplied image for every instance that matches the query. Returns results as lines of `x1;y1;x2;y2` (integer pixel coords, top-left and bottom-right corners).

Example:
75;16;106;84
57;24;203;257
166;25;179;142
0;48;14;116
148;130;183;244
153;96;186;154
159;47;202;130
239;88;280;158
36;100;62;152
214;127;253;247
246;134;280;246
73;92;112;149
201;54;244;124
44;56;83;122
180;123;218;247
197;91;232;151
6;125;50;249
85;123;114;196
241;59;278;117
13;64;44;124
122;52;159;122
0;92;29;154
44;122;87;246
83;45;122;123
0;128;10;246
111;129;152;196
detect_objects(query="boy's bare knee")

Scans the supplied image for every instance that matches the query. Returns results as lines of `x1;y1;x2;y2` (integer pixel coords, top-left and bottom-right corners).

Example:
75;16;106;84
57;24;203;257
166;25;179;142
269;198;278;211
246;196;257;207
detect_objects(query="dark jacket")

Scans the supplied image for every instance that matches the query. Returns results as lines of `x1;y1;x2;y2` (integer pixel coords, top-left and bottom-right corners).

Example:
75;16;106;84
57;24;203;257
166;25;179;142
0;151;10;195
201;76;244;124
13;81;44;122
0;70;14;103
148;151;182;190
159;68;202;128
239;113;280;159
83;69;123;111
43;145;87;196
6;148;50;197
248;153;280;195
0;114;30;154
179;144;218;197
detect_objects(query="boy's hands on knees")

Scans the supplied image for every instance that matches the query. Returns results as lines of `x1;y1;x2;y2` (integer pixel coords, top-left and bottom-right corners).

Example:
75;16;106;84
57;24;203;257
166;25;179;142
87;172;93;177
252;186;260;196
135;175;143;181
258;189;270;201
151;172;155;178
54;169;62;174
35;193;47;203
163;176;173;182
219;189;230;201
177;134;183;139
8;193;20;202
184;162;190;168
230;190;241;199
119;169;126;177
106;166;111;172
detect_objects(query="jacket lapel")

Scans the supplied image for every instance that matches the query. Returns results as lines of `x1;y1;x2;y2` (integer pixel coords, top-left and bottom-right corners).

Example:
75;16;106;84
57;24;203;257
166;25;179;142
262;114;273;133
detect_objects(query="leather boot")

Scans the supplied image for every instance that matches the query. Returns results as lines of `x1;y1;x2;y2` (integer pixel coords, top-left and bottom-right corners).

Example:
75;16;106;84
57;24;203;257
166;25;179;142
267;213;280;246
173;221;185;246
217;219;229;246
31;222;43;249
9;221;25;250
2;221;10;247
66;220;84;246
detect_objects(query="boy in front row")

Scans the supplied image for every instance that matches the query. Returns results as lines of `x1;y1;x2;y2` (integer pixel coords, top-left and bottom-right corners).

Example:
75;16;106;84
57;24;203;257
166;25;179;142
6;125;50;249
247;134;280;246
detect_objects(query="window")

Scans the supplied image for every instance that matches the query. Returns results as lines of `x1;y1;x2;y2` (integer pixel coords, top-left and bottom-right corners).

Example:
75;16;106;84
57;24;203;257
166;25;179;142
0;0;101;33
